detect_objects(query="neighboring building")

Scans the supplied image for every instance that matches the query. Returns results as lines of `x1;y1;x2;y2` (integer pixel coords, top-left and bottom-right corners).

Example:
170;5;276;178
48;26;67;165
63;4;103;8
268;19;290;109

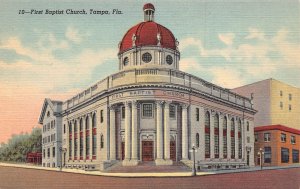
39;4;256;171
254;125;300;166
232;78;300;130
39;98;63;168
26;152;42;165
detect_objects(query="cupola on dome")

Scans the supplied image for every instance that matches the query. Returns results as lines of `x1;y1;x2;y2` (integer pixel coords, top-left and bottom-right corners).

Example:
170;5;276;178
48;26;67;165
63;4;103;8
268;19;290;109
119;3;177;54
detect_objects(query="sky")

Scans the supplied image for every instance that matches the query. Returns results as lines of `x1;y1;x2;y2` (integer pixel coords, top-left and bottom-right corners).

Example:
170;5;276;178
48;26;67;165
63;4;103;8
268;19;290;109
0;0;299;143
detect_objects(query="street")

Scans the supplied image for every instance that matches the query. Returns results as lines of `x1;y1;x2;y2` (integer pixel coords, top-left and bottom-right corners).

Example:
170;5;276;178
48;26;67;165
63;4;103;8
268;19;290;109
0;166;299;189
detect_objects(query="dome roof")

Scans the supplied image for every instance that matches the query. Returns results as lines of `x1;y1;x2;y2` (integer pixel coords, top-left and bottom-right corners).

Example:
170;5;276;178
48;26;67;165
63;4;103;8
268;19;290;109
119;21;177;53
143;3;155;11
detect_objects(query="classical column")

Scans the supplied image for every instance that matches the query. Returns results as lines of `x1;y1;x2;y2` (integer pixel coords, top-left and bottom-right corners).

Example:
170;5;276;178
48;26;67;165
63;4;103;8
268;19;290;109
124;101;131;160
109;105;116;161
83;117;86;160
77;119;80;161
235;118;239;159
219;115;224;159
131;101;138;161
227;116;231;159
164;101;171;160
210;112;215;159
156;101;164;161
181;104;189;160
89;115;93;160
242;120;245;160
72;121;75;160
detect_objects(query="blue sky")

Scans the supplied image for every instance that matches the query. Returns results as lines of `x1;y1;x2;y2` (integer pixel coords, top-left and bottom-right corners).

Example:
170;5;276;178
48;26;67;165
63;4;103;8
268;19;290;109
0;0;299;142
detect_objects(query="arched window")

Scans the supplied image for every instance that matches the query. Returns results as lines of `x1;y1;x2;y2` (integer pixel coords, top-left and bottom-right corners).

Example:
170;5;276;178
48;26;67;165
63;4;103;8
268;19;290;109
92;113;96;128
80;118;83;131
223;116;228;158
69;122;72;134
214;113;219;158
74;121;77;133
86;116;90;130
196;133;200;148
238;119;242;159
231;118;235;159
205;111;210;158
247;121;249;131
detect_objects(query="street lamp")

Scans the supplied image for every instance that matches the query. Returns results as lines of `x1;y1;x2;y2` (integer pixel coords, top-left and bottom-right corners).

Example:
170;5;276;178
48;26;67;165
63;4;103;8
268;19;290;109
190;144;197;176
59;147;67;171
257;148;264;170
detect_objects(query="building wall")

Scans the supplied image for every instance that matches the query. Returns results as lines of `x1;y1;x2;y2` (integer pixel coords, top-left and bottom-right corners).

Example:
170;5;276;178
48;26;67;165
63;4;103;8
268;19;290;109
270;79;300;130
231;79;271;127
254;127;300;167
232;78;300;130
42;102;62;168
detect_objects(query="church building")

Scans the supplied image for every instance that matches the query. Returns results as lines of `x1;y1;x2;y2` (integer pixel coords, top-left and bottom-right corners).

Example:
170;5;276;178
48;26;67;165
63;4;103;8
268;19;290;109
39;3;256;171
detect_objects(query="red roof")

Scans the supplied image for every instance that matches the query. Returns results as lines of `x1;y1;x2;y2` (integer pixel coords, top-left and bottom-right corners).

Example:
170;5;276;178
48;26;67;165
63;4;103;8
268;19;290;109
119;21;176;53
143;3;155;11
254;124;300;135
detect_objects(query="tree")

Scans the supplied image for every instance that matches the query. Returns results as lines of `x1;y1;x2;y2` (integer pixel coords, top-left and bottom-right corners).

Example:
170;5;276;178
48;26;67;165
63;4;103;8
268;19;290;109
0;127;42;163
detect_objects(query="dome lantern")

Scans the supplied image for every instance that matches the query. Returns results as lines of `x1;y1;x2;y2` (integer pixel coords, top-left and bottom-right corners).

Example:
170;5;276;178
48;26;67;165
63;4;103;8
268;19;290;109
143;3;155;22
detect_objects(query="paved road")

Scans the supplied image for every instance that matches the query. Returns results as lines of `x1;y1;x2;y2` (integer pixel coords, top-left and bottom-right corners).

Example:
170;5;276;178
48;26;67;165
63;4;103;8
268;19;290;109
0;166;299;189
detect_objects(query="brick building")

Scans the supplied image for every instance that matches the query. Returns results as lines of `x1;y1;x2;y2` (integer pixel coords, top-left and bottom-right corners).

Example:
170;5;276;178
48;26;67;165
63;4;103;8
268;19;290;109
254;125;300;166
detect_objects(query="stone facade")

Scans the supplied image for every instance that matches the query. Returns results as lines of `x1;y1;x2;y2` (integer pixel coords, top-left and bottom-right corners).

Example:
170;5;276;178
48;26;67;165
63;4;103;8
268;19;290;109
39;3;256;171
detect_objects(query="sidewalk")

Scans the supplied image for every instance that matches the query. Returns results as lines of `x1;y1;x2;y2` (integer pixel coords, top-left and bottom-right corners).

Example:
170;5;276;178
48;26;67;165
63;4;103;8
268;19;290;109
1;162;299;178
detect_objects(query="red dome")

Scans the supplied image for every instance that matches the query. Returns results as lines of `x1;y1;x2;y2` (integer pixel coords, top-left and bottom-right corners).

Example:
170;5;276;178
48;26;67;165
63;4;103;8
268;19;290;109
119;21;177;53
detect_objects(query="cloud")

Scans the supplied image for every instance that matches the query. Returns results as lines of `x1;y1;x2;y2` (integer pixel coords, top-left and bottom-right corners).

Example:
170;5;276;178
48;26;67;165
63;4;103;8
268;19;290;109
218;33;235;46
179;28;300;88
245;28;265;40
65;26;85;44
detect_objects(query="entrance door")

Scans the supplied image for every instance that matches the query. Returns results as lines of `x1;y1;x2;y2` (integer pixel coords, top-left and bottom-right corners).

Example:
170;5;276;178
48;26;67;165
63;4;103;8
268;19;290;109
142;141;153;161
170;141;176;161
121;142;125;160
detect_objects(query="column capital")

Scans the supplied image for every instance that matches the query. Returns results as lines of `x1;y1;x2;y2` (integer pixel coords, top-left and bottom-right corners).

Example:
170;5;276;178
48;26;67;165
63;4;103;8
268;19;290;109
124;101;131;107
132;100;139;108
108;104;118;111
155;100;165;107
180;103;189;109
164;100;172;107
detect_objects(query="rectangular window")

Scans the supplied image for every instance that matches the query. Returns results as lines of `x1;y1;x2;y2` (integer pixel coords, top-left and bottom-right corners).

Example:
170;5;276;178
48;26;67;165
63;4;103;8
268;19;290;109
281;133;287;142
281;148;289;163
246;122;249;131
231;137;235;158
74;138;78;157
289;93;292;101
47;148;50;158
64;124;66;134
69;139;72;158
264;147;271;163
214;135;219;158
280;90;283;97
289;104;292;112
255;133;258;142
43;149;45;158
142;103;153;117
80;137;83;157
205;133;210;158
52;147;55;157
86;135;90;156
264;133;271;142
122;106;125;119
196;108;199;121
247;136;250;143
292;149;299;163
291;135;296;144
280;102;283;110
223;136;227;158
169;105;176;118
92;135;97;156
100;110;104;123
